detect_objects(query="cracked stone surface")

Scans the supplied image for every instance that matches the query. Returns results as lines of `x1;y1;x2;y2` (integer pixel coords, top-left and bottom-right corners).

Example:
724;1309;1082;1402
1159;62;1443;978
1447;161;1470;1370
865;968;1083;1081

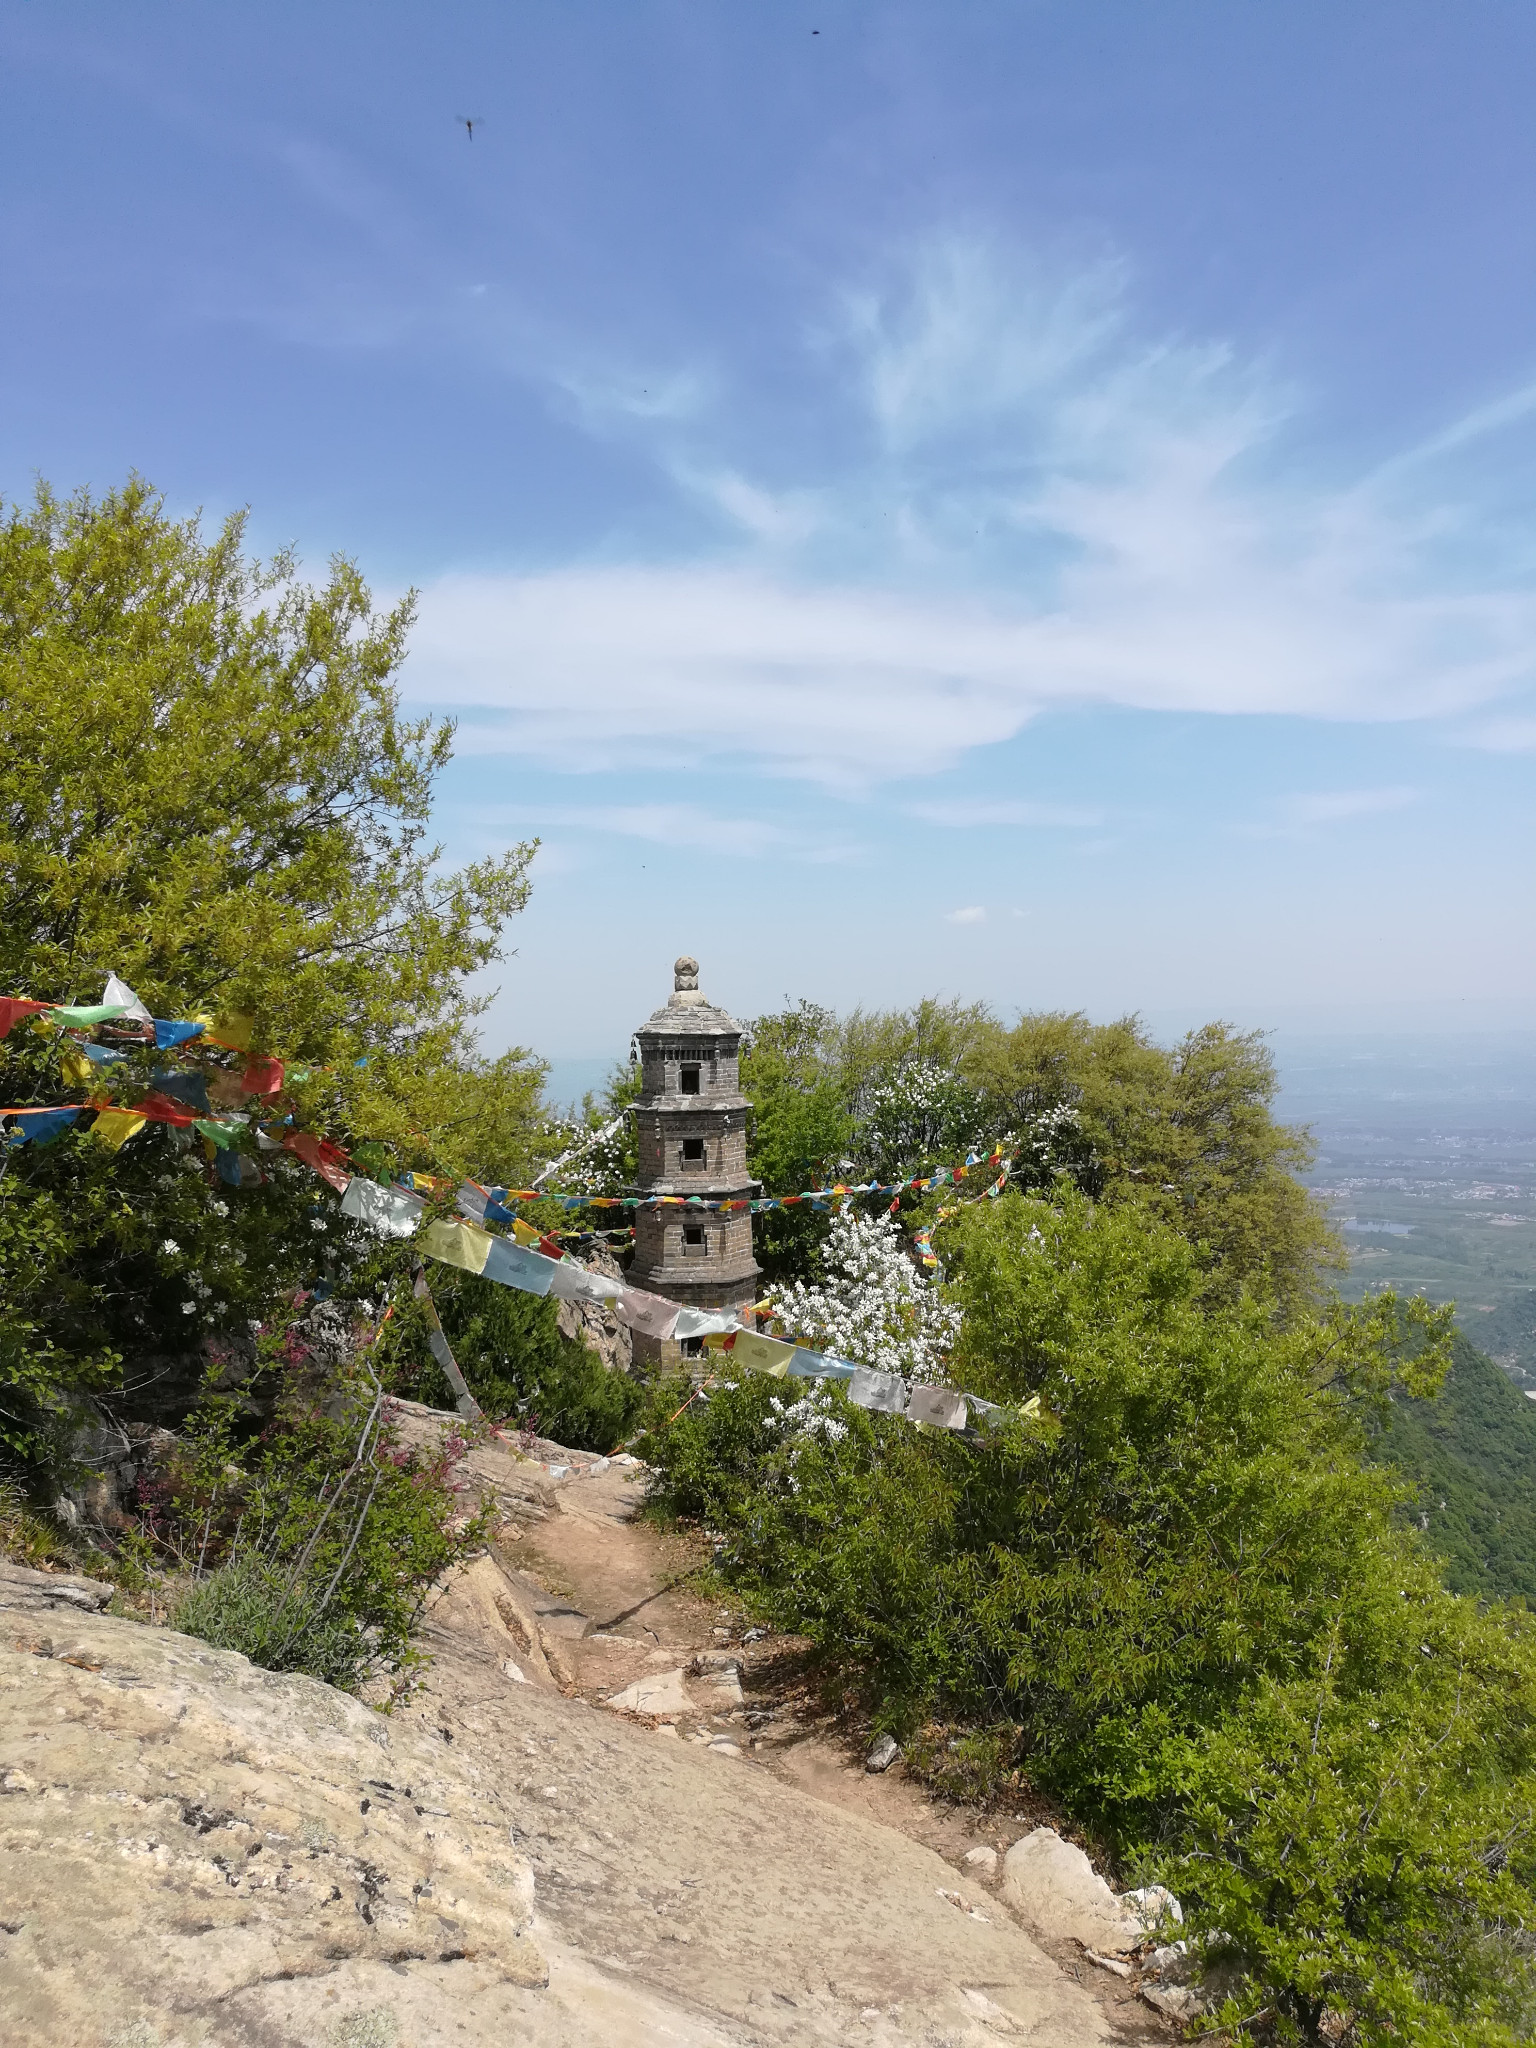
0;1430;1165;2048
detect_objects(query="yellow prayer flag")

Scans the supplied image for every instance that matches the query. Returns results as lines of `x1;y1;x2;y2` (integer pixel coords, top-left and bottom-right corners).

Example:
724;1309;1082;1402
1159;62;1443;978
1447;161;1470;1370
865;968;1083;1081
511;1217;544;1248
60;1048;94;1087
420;1217;493;1277
92;1108;147;1152
207;1012;254;1052
733;1331;796;1378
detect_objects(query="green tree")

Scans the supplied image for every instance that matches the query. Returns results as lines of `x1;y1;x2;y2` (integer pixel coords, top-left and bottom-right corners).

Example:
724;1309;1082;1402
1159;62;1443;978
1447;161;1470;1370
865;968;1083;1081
649;1192;1536;2041
0;479;543;1463
966;1011;1339;1310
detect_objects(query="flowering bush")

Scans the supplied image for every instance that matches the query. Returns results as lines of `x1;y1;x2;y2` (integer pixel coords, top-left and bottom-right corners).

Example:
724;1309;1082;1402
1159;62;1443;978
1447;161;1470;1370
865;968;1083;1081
851;1057;985;1181
772;1206;961;1382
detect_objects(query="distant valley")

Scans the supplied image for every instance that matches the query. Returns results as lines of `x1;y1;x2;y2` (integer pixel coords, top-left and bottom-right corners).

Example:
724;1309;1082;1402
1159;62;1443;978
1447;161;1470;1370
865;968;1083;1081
1276;1030;1536;1386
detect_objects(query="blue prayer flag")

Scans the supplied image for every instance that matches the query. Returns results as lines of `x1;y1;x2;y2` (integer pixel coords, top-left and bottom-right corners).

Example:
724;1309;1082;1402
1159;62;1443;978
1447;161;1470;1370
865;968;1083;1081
152;1070;212;1116
483;1236;557;1297
153;1018;206;1051
7;1107;83;1147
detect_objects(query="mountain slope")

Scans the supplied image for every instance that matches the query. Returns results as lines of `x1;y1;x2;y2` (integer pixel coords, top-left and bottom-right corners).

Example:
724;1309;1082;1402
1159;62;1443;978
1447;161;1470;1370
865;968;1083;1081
1370;1332;1536;1603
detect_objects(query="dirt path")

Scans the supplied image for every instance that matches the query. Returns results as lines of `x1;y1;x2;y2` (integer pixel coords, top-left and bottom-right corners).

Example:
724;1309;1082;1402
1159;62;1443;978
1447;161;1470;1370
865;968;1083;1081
387;1401;1169;2046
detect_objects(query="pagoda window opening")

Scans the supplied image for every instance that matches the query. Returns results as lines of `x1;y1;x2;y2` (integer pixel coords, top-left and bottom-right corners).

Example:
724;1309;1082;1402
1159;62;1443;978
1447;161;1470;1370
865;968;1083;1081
680;1335;704;1360
681;1137;706;1165
682;1224;707;1256
679;1063;701;1094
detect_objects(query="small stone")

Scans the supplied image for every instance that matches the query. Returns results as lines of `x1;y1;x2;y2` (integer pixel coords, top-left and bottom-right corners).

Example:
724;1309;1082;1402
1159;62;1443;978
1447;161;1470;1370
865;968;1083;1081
1120;1883;1183;1932
707;1739;742;1758
502;1658;527;1684
865;1733;900;1773
961;1845;997;1877
654;1723;680;1739
1000;1827;1143;1953
1142;1984;1206;2023
1147;1939;1189;1978
1084;1950;1132;1979
604;1669;694;1720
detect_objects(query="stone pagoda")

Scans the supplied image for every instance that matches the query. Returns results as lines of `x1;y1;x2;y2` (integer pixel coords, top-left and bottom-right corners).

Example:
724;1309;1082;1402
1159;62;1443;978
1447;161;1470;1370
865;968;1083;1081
627;956;759;1369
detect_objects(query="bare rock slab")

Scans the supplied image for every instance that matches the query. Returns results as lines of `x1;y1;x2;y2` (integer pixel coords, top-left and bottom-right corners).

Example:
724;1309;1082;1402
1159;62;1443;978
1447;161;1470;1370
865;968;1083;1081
0;1600;545;2048
0;1558;113;1615
1000;1827;1144;1954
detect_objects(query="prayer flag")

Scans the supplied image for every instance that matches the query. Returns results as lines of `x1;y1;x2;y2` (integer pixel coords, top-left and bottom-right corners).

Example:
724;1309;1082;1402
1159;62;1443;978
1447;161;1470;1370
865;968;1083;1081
548;1262;626;1305
610;1288;681;1339
339;1175;424;1238
215;1148;247;1189
420;1217;493;1275
59;1048;96;1088
207;1013;254;1052
672;1306;740;1339
101;975;153;1027
483;1236;558;1296
241;1056;284;1097
510;1217;545;1248
0;999;49;1040
51;1003;129;1028
92;1108;147;1152
848;1366;908;1414
194;1117;245;1150
791;1349;855;1381
152;1071;212;1117
139;1091;197;1128
153;1018;206;1051
732;1331;796;1378
904;1384;968;1431
282;1130;350;1191
5;1106;83;1147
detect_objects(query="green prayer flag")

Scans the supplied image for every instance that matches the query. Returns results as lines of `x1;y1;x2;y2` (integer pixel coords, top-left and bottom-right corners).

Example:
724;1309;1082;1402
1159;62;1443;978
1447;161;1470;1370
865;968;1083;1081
194;1118;246;1150
50;1003;129;1028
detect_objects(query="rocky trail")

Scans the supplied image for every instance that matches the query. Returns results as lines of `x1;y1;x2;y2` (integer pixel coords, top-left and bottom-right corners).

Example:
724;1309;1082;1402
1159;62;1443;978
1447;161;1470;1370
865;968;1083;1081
0;1401;1192;2047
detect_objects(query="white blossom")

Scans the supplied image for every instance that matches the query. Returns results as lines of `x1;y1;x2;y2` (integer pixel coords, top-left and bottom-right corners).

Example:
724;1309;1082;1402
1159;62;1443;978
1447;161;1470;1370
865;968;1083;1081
161;1238;181;1256
181;1301;196;1315
209;1199;229;1218
773;1206;961;1384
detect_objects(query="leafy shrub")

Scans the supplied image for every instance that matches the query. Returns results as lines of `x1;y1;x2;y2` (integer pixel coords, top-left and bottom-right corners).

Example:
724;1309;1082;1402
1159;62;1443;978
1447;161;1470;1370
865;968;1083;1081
381;1263;641;1452
161;1341;488;1692
173;1552;369;1689
648;1189;1536;2044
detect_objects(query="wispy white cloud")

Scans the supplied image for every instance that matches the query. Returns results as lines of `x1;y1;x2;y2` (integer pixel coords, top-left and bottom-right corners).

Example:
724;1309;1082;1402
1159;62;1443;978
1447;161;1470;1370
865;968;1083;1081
909;799;1105;828
524;802;785;859
406;235;1536;787
944;905;988;924
1279;787;1418;826
1462;711;1536;753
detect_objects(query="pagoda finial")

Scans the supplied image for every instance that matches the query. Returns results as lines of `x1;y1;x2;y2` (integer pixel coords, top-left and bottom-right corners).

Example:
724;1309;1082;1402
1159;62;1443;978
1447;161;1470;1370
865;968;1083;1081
674;954;699;992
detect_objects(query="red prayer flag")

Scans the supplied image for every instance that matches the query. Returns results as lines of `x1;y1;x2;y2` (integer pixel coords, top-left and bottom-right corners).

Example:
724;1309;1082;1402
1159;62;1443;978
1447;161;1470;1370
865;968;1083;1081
138;1091;197;1128
242;1056;285;1096
282;1130;351;1192
0;999;49;1040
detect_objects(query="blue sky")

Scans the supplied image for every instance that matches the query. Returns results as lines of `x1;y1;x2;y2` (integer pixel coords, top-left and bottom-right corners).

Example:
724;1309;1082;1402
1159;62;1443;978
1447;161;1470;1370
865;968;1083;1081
4;3;1534;1068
